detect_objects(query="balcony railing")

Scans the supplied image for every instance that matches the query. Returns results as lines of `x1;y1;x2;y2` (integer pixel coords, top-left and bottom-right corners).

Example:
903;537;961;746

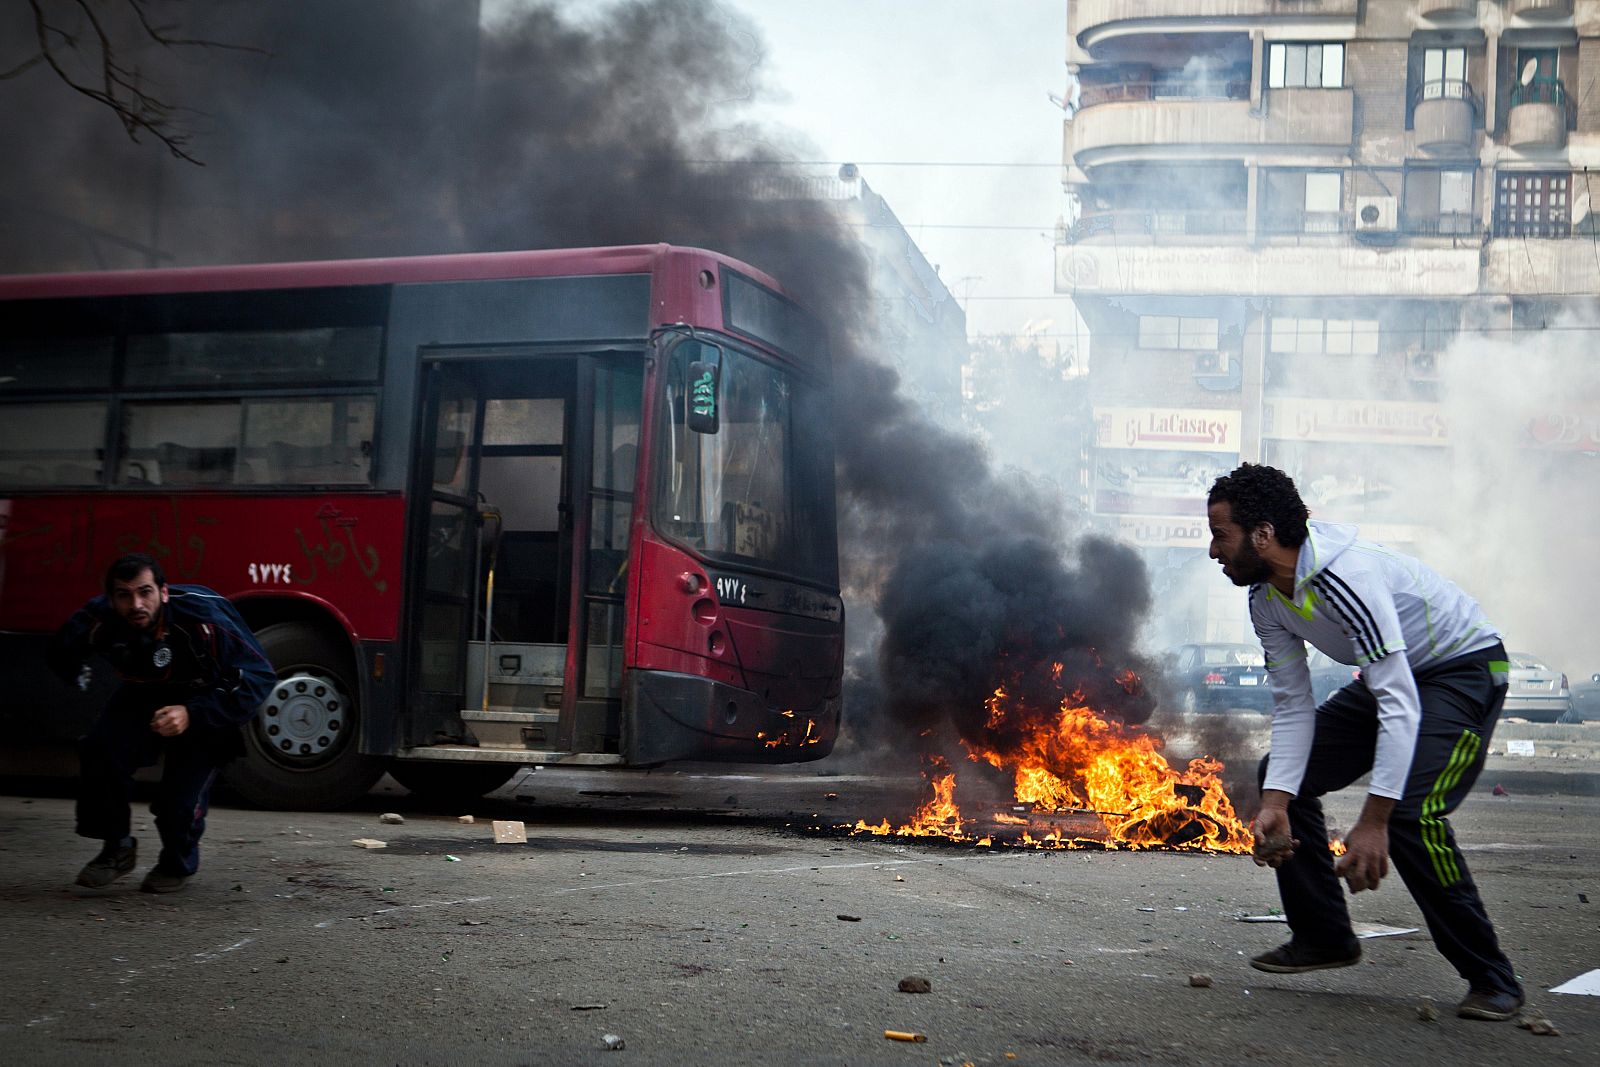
1506;75;1572;149
1077;79;1251;111
1065;210;1249;243
1510;0;1574;18
1508;75;1569;110
1400;214;1482;237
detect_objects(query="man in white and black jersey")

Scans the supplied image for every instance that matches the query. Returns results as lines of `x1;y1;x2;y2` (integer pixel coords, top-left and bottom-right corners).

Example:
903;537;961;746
1206;463;1523;1022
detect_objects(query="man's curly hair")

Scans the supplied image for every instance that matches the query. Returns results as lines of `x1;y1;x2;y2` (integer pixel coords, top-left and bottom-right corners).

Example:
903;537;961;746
1207;463;1309;548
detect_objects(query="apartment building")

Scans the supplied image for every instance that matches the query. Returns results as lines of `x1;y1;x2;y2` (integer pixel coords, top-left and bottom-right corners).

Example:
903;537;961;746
1057;0;1600;641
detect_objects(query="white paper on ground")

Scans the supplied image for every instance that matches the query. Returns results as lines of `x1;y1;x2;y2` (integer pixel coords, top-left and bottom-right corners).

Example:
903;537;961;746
1237;915;1418;938
1549;968;1600;996
1505;739;1536;756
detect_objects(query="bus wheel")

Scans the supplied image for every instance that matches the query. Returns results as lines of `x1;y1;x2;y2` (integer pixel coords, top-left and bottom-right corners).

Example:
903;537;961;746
387;761;522;808
222;624;386;811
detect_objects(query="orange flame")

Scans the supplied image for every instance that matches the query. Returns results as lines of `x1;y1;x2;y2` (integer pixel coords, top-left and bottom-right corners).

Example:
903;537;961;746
852;664;1254;853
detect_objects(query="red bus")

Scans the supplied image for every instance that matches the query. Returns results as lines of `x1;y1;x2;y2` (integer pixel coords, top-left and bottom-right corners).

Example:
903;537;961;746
0;246;843;808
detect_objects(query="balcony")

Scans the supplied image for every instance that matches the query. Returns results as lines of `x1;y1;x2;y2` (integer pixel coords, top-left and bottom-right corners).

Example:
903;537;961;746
1071;1;1360;58
1505;77;1571;149
1065;209;1249;244
1412;80;1479;156
1419;0;1476;17
1484;234;1600;295
1056;241;1481;298
1509;0;1574;18
1069;90;1354;170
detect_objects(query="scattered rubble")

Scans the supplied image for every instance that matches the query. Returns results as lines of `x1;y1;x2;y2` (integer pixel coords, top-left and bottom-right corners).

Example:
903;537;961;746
379;813;405;824
457;815;475;824
601;1033;625;1050
1415;1000;1437;1022
492;820;527;844
1518;1010;1559;1036
1188;973;1212;988
898;976;932;994
351;839;386;849
884;1030;926;1042
836;914;861;922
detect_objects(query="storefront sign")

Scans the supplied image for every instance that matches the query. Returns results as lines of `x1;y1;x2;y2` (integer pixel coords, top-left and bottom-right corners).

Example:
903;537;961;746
1262;398;1449;446
1094;407;1240;451
1112;515;1210;549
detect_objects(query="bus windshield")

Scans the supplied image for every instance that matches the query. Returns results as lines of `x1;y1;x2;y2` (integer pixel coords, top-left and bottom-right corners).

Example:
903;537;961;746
655;337;837;589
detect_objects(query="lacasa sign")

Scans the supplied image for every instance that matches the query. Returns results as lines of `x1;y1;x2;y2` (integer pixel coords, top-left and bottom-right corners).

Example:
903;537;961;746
1095;407;1240;452
1262;398;1449;447
1527;411;1600;451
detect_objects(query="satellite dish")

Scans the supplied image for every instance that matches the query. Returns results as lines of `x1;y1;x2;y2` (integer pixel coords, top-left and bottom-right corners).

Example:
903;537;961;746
1573;192;1591;227
1521;58;1539;86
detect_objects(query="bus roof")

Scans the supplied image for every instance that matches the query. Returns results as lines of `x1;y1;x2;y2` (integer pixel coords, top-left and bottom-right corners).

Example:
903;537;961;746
0;244;785;301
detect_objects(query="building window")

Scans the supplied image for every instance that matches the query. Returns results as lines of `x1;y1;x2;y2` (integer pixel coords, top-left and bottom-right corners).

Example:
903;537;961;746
1420;47;1468;99
1270;317;1379;356
1495;172;1570;238
1138;315;1218;351
1268;43;1344;89
1303;173;1343;233
1403;169;1476;235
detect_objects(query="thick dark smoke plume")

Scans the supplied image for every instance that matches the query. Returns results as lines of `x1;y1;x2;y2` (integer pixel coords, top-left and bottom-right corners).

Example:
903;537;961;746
0;0;1156;767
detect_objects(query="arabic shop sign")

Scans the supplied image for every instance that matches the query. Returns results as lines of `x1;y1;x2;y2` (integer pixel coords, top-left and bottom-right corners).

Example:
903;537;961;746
1094;406;1240;452
1262;397;1449;446
1113;515;1209;549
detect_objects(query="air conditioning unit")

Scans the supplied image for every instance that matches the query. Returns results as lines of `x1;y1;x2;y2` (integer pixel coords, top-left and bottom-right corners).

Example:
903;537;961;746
1405;349;1440;381
1194;351;1231;376
1355;195;1398;233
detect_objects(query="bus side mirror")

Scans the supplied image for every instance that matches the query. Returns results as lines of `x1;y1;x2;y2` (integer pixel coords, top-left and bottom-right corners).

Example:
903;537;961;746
688;360;720;434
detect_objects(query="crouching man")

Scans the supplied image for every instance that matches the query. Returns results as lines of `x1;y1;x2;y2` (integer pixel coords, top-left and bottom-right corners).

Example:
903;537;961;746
51;553;275;893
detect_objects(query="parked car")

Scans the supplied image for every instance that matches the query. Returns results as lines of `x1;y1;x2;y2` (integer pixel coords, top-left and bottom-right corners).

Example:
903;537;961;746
1165;643;1271;714
1308;649;1362;704
1502;652;1571;722
1561;670;1600;723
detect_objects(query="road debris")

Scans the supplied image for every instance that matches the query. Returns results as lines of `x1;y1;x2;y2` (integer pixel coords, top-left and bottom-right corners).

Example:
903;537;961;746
602;1033;625;1050
1416;999;1437;1022
884;1030;926;1042
1493;784;1509;796
1518;1009;1559;1036
379;812;405;824
1188;973;1212;988
351;839;387;849
457;815;475;824
492;820;527;844
898;976;932;994
836;914;861;922
571;1003;606;1011
444;855;461;862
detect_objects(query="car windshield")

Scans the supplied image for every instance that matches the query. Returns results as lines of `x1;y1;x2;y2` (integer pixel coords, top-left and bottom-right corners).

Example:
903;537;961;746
1200;646;1264;667
1509;653;1547;670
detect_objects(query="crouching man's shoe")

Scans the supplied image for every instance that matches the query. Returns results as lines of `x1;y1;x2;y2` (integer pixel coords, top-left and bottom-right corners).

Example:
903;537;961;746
75;839;137;888
1456;988;1524;1021
139;867;191;894
1249;940;1362;974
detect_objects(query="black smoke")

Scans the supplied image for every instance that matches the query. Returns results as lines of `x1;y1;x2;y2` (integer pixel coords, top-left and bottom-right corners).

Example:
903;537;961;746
0;0;1156;769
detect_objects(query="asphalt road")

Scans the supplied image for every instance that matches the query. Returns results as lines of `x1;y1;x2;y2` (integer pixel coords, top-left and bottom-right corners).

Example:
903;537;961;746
2;754;1597;1067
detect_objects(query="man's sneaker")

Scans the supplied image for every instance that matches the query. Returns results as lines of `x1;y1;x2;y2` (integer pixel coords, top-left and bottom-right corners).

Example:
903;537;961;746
1457;988;1524;1021
1249;940;1362;974
75;840;137;888
139;867;190;894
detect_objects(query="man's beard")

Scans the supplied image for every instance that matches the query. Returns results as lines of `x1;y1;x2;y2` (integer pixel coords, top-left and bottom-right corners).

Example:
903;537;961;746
1223;539;1273;587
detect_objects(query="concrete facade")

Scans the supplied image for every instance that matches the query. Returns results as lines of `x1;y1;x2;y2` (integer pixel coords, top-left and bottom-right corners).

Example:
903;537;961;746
1058;0;1600;645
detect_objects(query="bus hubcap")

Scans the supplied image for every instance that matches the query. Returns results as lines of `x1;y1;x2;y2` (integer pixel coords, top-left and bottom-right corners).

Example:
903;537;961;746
259;671;349;765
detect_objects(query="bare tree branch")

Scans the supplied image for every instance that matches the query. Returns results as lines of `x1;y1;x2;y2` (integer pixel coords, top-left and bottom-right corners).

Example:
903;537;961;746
13;0;265;164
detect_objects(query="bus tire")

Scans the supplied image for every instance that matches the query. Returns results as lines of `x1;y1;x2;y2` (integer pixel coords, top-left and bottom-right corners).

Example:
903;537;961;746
387;761;522;807
221;623;386;811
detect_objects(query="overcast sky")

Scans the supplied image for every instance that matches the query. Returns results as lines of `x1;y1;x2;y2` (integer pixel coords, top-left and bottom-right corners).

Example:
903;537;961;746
718;1;1070;339
534;0;1068;340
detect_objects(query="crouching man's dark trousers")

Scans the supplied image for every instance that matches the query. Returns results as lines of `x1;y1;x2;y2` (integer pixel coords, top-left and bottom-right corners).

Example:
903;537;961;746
76;690;220;877
1257;643;1520;997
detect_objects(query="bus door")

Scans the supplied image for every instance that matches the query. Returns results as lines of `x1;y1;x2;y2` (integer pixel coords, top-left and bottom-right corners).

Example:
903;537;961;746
410;355;576;754
566;355;644;754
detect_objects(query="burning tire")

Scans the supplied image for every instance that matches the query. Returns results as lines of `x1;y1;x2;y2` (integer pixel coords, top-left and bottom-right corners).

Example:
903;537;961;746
222;623;386;810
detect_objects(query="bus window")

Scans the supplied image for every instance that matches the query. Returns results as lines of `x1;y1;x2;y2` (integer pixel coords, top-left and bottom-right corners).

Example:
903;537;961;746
583;360;642;699
0;336;114;392
0;401;107;486
243;398;375;485
125;327;382;387
658;339;808;576
118;401;240;486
